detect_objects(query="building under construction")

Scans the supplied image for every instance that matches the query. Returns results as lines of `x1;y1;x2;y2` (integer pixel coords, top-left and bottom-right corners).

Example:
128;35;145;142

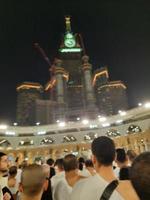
16;17;128;125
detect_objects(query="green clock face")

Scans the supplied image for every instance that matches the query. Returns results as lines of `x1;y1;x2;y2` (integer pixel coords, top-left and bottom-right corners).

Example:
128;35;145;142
64;38;76;48
64;33;76;48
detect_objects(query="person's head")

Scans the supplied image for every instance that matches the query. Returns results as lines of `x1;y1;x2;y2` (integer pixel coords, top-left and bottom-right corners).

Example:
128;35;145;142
127;150;137;164
130;152;150;200
54;158;64;173
91;136;115;168
85;159;94;168
115;148;127;166
46;158;54;167
20;164;46;199
0;152;8;173
78;157;85;170
9;166;17;178
63;154;78;172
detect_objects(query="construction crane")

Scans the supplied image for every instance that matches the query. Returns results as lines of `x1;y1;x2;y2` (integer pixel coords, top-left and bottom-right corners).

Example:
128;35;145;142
33;43;55;77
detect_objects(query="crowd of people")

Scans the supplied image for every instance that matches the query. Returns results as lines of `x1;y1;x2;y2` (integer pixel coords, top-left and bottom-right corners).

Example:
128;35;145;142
0;136;150;200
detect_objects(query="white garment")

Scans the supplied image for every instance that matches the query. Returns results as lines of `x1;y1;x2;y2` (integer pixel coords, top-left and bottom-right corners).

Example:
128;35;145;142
114;167;120;178
51;171;65;199
71;174;124;200
79;169;91;177
0;176;8;200
53;178;72;200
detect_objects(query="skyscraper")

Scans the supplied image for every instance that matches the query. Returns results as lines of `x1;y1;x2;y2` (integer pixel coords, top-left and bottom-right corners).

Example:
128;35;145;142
16;17;128;125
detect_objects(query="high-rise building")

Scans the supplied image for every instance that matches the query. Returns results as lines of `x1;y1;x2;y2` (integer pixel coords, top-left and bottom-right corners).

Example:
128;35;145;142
16;17;128;125
93;67;128;115
16;82;43;125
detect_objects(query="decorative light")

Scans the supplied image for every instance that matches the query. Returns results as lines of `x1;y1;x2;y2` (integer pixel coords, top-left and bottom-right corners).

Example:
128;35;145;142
138;103;142;107
89;124;98;129
59;48;82;53
116;119;123;124
36;122;40;126
102;123;110;127
37;131;46;135
119;111;126;116
99;117;107;122
58;122;66;127
144;102;150;108
5;131;15;135
13;122;18;126
56;120;60;123
82;119;89;125
77;117;80;121
0;124;8;130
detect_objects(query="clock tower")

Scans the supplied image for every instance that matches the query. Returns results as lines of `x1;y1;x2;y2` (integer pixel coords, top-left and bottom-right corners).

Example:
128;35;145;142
58;16;85;119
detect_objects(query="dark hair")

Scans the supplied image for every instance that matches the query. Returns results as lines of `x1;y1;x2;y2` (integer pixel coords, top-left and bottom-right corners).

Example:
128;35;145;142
91;136;115;166
85;159;94;168
78;157;85;163
116;148;127;163
127;150;137;162
47;158;54;166
130;152;150;200
0;152;6;160
63;154;78;172
9;166;17;177
78;157;85;170
54;159;64;170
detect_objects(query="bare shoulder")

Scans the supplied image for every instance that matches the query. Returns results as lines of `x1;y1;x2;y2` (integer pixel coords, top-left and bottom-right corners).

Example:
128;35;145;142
117;180;140;200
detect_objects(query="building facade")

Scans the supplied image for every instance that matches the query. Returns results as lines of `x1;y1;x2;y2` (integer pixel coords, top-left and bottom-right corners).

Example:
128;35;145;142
16;17;128;125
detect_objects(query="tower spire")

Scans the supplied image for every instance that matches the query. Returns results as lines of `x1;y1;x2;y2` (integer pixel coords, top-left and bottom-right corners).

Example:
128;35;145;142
65;16;71;32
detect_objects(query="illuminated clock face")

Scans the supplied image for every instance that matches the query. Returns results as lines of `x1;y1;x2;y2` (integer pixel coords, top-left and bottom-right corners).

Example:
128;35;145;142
64;38;76;48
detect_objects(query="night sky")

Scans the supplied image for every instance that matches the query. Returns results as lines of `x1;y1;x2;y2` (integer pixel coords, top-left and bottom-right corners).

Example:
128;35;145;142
0;0;150;123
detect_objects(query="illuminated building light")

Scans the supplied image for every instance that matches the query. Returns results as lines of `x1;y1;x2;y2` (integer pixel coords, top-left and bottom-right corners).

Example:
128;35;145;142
93;70;109;86
0;125;8;130
99;117;107;122
82;119;89;125
144;102;150;108
58;122;66;127
77;117;80;121
120;111;126;116
63;74;69;81
13;122;18;126
0;140;6;144
116;119;123;124
20;141;24;145
102;123;110;127
5;131;15;135
36;122;40;126
45;79;56;91
98;83;126;90
59;48;82;53
30;140;34;145
17;82;43;91
138;103;142;106
37;131;46;135
89;124;98;129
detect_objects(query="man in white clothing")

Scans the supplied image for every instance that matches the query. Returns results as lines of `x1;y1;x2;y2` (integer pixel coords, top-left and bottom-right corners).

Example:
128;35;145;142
51;159;65;199
71;136;139;200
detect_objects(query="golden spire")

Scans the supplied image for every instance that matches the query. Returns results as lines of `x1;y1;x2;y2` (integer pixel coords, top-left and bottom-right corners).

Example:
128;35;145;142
65;16;71;32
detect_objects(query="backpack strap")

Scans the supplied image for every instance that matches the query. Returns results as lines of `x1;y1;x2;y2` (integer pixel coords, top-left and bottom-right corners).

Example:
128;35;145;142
100;180;119;200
